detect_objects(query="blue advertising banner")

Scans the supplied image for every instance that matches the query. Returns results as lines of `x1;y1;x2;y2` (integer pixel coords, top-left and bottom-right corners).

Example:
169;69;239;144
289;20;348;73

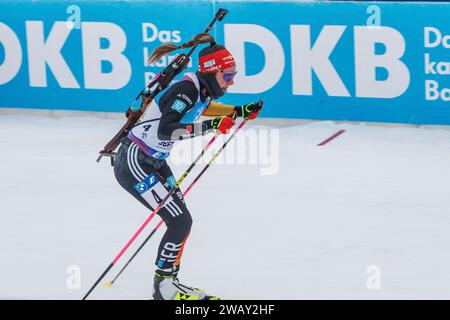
0;0;449;124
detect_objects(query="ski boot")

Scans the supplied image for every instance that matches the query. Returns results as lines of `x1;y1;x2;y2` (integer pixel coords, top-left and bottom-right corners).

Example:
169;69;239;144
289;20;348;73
152;269;219;300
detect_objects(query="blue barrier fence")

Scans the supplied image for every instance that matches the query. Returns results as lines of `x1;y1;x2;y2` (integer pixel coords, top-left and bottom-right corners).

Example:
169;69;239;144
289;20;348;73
0;0;449;124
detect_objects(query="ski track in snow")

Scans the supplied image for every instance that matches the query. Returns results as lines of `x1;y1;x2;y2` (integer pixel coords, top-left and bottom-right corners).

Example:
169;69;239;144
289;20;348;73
1;115;450;300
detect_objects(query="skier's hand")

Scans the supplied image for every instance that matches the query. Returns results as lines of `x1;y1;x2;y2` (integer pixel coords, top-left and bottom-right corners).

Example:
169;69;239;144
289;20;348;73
234;100;263;120
209;116;235;134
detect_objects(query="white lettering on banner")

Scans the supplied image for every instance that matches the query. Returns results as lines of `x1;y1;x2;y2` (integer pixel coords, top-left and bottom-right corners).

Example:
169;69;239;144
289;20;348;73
142;22;158;42
224;24;410;98
142;23;181;43
423;27;449;102
223;24;285;94
291;25;350;97
26;21;80;88
425;80;450;101
82;22;131;89
354;26;410;98
425;53;450;75
0;22;22;85
143;47;181;67
5;21;131;89
424;27;450;49
0;20;423;102
141;22;189;78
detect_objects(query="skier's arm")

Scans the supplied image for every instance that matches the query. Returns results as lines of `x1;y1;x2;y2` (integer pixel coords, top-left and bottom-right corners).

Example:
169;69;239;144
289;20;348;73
202;101;235;117
158;82;233;140
203;100;264;120
157;82;207;140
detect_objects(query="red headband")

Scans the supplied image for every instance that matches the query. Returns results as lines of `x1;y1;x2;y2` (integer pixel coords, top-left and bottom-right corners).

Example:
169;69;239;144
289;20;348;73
199;49;236;73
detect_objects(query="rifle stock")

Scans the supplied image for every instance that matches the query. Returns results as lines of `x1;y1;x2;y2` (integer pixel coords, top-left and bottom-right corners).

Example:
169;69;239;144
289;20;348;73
96;54;190;165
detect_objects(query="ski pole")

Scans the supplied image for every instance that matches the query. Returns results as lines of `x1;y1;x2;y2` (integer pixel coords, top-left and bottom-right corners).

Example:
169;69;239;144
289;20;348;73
103;220;164;287
103;119;249;287
185;119;248;195
82;134;219;300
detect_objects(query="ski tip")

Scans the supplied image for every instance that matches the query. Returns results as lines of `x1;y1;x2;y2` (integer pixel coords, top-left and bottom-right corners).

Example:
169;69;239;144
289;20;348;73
103;281;113;288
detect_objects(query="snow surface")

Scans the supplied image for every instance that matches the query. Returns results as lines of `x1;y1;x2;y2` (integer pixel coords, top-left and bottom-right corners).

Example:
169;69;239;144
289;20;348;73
1;114;450;300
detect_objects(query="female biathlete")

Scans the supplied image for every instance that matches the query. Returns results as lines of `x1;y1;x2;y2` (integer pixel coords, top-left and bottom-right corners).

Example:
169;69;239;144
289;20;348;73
113;33;263;300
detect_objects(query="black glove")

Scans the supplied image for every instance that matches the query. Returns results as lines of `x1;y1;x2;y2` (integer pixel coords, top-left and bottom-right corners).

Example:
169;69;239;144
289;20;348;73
234;100;263;120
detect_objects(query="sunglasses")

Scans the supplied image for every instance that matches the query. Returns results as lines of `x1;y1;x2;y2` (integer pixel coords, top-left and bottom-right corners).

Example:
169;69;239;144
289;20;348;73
220;70;238;83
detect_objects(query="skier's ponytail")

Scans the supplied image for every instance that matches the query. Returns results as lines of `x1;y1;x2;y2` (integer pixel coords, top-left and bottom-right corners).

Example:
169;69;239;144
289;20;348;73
147;33;215;65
